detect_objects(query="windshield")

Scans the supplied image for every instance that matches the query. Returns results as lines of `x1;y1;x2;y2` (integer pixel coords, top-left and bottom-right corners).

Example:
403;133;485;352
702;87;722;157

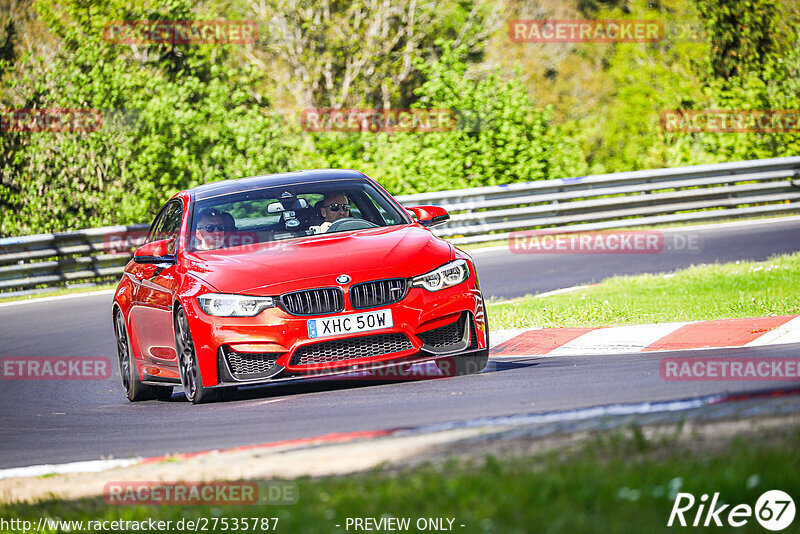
188;180;409;252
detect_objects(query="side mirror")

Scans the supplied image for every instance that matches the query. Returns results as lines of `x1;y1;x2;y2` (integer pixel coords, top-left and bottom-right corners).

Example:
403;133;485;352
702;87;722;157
406;206;450;228
134;239;176;264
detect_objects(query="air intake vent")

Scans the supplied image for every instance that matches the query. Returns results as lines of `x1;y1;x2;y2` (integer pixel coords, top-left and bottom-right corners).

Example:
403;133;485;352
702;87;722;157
280;288;344;316
290;333;413;366
350;278;407;309
418;313;467;348
224;350;281;380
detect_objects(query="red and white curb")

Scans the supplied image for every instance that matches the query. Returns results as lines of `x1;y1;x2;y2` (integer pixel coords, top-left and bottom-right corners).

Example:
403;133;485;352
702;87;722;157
490;315;800;357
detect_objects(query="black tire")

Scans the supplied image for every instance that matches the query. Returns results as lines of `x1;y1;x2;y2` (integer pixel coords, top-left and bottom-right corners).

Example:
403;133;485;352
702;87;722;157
437;349;489;376
174;306;217;404
114;310;173;402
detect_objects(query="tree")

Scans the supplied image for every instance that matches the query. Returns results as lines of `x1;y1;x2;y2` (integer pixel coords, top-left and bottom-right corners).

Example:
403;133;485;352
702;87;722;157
694;0;791;80
0;0;296;236
298;43;586;194
240;0;502;108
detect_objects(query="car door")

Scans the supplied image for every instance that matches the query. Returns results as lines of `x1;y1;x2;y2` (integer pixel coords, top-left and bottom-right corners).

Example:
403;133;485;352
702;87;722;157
129;200;183;371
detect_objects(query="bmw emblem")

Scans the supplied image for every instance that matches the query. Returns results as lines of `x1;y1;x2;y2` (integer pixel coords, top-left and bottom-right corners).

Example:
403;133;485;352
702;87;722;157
336;274;351;284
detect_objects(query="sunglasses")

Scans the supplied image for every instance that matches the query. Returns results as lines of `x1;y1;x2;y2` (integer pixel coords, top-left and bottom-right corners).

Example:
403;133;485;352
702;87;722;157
201;224;227;232
324;203;350;212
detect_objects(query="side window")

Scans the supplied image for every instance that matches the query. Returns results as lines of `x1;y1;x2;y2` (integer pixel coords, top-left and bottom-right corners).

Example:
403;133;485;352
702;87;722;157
146;206;168;244
147;201;183;243
159;201;183;241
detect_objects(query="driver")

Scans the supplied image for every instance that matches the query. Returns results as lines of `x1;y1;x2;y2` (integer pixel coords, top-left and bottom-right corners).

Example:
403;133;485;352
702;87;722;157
319;193;350;233
193;208;229;251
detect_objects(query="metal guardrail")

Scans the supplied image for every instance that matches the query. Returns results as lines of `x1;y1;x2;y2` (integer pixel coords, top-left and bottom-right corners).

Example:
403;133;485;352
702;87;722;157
1;156;799;294
397;155;800;244
0;224;150;293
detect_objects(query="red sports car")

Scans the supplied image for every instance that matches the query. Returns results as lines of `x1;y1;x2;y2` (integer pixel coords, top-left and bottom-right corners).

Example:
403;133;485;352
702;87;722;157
112;170;489;403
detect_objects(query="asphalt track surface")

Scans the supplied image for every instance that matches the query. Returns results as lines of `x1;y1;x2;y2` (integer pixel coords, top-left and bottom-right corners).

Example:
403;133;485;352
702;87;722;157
1;218;799;469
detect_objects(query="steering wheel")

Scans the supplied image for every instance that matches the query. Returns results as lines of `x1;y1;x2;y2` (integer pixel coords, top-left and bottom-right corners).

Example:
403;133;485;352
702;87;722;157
327;217;379;232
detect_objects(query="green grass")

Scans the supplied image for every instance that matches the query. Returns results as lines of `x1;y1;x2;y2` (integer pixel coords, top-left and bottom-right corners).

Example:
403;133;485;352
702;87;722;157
2;424;798;533
487;251;800;329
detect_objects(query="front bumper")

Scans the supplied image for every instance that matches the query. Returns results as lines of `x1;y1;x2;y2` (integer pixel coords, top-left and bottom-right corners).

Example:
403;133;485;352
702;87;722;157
183;281;488;387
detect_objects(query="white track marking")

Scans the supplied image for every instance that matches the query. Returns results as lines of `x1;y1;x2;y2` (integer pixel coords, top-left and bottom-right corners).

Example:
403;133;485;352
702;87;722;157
532;285;593;298
547;322;689;355
488;284;594;306
246;398;287;407
0;458;138;480
399;395;723;435
489;329;530;347
745;316;800;347
0;289;115;308
656;215;800;234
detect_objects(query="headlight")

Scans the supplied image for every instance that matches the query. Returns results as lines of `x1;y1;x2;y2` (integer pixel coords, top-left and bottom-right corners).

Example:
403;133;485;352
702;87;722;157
410;259;470;291
196;293;275;317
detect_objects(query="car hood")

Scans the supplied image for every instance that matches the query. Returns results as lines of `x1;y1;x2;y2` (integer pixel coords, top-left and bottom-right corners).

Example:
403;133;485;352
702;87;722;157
184;225;454;295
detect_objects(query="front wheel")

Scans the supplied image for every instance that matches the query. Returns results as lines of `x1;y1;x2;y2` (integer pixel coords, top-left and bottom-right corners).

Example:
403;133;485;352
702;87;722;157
175;307;217;404
114;310;173;402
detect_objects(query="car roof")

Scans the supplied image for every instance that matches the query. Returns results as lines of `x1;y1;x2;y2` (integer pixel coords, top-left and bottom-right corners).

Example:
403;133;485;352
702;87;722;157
190;169;369;200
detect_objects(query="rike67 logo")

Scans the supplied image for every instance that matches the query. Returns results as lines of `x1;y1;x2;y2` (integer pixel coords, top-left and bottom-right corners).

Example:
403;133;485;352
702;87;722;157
669;490;795;531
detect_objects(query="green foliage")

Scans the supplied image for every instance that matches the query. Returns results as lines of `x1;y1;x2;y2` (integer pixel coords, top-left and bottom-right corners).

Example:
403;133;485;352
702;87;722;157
694;0;790;79
556;0;711;173
241;0;499;109
1;0;799;237
554;0;800;174
659;46;800;165
0;0;296;235
298;43;586;194
656;0;800;166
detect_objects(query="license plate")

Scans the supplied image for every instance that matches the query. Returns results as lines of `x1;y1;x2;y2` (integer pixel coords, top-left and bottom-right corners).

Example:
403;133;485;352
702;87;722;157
307;309;393;339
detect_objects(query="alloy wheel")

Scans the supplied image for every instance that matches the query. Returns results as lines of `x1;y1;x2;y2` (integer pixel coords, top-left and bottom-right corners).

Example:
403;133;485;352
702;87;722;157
175;309;198;401
114;312;131;395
